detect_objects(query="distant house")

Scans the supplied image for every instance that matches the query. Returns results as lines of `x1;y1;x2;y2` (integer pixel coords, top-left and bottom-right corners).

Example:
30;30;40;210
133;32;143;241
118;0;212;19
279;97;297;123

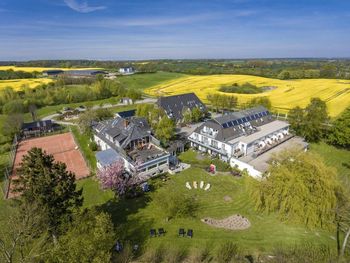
93;116;170;179
119;67;135;75
21;120;53;138
157;93;207;123
64;70;107;78
120;97;133;105
42;70;64;77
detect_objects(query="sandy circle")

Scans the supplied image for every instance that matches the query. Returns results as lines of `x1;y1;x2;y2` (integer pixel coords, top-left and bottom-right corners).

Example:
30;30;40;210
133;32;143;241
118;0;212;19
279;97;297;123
201;214;251;230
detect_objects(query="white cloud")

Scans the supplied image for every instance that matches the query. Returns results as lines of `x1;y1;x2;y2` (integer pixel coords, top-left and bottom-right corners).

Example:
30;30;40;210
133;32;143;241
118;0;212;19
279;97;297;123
63;0;106;13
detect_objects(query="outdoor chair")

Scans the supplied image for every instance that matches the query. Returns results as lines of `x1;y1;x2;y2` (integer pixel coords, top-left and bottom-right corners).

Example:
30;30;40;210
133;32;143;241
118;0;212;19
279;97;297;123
150;229;157;237
179;228;185;237
115;240;123;252
158;228;165;236
187;229;193;238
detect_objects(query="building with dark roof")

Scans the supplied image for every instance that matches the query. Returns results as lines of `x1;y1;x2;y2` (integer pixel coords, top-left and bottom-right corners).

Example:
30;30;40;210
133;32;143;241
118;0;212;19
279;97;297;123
42;70;64;77
93;116;170;179
64;70;107;77
116;109;136;119
157;93;207;123
188;106;291;161
21;120;53;138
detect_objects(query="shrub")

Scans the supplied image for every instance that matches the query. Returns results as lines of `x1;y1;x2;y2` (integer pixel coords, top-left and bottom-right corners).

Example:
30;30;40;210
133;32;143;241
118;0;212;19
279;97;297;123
0;143;11;154
141;245;165;263
89;141;98;151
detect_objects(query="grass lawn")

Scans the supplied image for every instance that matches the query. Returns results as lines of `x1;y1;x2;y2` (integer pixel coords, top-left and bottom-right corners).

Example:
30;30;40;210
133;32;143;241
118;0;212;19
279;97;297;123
70;126;96;171
94;167;334;254
310;142;350;180
118;72;186;91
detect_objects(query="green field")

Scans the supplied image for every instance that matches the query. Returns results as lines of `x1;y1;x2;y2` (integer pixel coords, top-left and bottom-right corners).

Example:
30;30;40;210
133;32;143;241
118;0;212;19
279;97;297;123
118;72;186;91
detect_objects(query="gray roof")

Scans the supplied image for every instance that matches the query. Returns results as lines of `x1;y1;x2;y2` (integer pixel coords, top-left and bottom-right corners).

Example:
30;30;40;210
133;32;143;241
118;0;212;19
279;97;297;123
158;93;206;121
65;70;106;76
93;116;151;149
96;148;122;167
194;106;275;142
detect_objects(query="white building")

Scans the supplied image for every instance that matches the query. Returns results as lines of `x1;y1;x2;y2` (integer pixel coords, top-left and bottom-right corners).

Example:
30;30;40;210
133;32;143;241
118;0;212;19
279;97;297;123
119;67;135;75
188;107;291;162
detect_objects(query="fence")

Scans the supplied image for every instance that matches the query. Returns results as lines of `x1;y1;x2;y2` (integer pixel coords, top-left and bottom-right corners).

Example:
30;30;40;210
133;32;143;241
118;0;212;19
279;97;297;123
1;134;18;199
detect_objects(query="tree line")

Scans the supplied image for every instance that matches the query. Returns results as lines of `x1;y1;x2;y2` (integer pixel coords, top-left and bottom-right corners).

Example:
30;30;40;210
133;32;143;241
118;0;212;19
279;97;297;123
0;77;142;115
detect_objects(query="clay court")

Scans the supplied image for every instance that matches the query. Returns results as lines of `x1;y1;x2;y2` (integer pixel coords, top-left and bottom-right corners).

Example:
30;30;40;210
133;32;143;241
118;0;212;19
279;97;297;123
12;132;90;180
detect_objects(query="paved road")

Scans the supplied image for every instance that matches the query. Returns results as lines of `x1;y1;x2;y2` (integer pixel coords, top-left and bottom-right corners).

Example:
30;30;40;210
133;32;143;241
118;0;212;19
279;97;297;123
42;97;157;125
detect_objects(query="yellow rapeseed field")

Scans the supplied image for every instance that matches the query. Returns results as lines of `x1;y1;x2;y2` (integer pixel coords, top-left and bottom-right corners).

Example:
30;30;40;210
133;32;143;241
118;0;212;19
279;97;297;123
146;75;350;116
0;66;102;72
0;78;53;91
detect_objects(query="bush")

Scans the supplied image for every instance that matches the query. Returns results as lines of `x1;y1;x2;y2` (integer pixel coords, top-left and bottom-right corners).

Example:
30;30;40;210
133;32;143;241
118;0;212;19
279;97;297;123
2;100;25;114
141;245;165;263
216;242;238;263
0;143;11;154
163;247;188;263
219;82;261;94
89;141;98;151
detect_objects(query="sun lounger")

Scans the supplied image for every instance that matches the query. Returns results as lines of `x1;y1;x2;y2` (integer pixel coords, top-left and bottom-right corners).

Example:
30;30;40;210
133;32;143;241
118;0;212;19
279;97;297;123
193;181;198;189
187;229;193;238
204;183;211;191
150;229;156;237
179;228;185;237
200;181;204;189
186;182;192;190
158;228;165;236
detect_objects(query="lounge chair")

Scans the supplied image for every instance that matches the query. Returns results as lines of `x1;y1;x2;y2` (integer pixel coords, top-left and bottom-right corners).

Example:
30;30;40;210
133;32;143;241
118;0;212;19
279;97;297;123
115;240;123;252
185;182;192;190
187;229;193;238
193;181;198;189
179;228;185;237
150;229;157;237
158;228;165;236
204;183;211;191
200;181;204;189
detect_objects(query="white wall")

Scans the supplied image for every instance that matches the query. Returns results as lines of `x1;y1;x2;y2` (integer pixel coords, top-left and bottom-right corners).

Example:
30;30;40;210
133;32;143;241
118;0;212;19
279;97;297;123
230;157;262;179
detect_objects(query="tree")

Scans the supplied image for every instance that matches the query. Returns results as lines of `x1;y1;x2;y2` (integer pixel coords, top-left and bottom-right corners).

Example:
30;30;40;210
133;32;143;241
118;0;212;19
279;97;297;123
0;203;48;263
13;148;83;240
191;107;203;122
78;108;112;134
303;98;328;142
49;209;116;263
155;116;175;143
247;97;272;110
2;114;23;137
250;148;338;229
97;160;137;198
288;106;304;135
327;107;350;148
182;108;192;124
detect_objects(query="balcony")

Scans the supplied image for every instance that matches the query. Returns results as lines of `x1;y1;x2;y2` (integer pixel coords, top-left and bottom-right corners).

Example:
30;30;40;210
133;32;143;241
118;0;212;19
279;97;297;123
188;137;228;156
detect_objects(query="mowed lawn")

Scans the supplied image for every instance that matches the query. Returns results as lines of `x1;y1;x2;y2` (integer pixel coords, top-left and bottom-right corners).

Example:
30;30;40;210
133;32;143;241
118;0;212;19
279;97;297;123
118;72;186;91
145;74;350;116
311;142;350;180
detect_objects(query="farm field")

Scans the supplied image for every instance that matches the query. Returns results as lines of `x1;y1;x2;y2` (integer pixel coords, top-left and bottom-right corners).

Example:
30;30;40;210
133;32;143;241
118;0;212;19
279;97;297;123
0;66;102;72
145;74;350;116
0;78;53;91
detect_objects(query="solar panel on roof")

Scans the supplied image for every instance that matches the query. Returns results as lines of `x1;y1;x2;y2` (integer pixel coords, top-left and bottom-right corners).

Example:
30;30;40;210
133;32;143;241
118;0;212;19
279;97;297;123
223;123;228;128
258;113;262;117
227;122;233;127
233;120;238;125
242;117;247;122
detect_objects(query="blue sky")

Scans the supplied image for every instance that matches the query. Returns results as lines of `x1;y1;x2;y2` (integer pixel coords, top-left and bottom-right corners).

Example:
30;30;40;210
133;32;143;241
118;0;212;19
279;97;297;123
0;0;349;60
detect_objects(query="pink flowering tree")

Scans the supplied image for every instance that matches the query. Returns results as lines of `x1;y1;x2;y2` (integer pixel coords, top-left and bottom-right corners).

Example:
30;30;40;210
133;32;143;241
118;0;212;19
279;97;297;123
97;160;136;197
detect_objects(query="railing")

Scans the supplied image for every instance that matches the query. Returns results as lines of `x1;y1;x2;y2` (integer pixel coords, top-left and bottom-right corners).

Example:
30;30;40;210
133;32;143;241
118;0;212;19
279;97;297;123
188;137;228;156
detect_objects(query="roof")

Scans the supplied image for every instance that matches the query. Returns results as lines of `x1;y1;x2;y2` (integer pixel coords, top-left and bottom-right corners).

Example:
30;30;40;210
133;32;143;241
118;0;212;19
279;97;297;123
93;116;151;148
64;70;106;76
228;120;290;144
96;148;122;167
22;120;52;130
117;109;136;119
193;106;275;142
43;70;64;74
158;93;206;121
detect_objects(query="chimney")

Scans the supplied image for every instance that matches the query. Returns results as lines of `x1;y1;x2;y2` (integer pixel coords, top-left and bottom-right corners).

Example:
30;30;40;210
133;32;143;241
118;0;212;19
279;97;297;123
124;119;129;128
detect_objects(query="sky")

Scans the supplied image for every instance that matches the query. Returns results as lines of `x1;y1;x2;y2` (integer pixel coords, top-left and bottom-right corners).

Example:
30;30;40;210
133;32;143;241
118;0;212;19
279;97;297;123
0;0;349;60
